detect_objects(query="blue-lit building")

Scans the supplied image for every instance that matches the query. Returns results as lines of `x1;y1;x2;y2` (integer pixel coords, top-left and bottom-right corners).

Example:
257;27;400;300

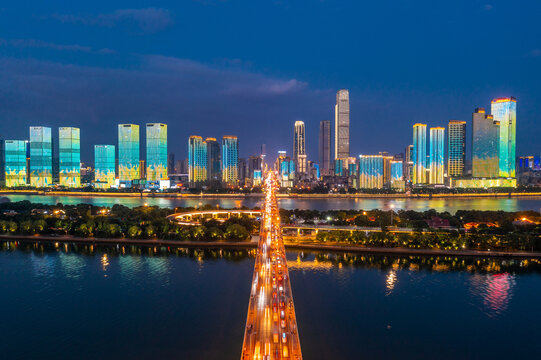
280;158;295;188
472;108;500;178
189;136;207;187
118;124;140;182
412;124;427;184
222;136;238;186
429;127;445;185
146;123;168;181
29;126;52;187
206;138;221;187
94;145;116;189
4;140;27;187
59;127;81;188
358;155;384;189
491;97;517;178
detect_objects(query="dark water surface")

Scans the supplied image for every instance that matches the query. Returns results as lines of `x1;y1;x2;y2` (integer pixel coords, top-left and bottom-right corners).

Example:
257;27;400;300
1;243;541;359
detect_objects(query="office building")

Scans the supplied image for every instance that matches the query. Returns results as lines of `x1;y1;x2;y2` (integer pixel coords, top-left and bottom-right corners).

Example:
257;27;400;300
412;124;427;184
189;136;207;187
167;153;175;176
491;97;517;178
118;124;140;182
358;155;384;189
293;121;307;175
318;120;331;176
58;127;81;188
472;108;500;178
146;123;167;181
4;140;27;187
335;89;350;171
206;138;221;187
222;136;238;186
429;127;445;184
29;126;52;187
94;145;116;189
404;145;413;181
447;120;466;178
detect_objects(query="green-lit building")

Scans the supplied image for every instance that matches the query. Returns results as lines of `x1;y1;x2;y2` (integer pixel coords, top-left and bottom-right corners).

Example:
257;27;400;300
429;127;445;185
4;140;27;187
59;127;80;188
188;136;207;187
94;145;116;189
472;108;500;178
491;97;517;178
118;124;140;182
146;123;167;181
222;136;238;186
29;126;52;187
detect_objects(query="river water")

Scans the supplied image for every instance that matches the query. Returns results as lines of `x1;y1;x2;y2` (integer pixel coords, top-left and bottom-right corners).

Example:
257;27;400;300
1;242;540;359
3;194;541;213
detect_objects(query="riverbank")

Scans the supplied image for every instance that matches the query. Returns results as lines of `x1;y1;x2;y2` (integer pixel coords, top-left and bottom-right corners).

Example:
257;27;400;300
2;234;540;259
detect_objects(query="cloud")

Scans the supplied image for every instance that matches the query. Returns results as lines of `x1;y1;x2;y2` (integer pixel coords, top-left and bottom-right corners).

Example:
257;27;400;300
0;38;115;54
483;4;493;11
51;8;174;34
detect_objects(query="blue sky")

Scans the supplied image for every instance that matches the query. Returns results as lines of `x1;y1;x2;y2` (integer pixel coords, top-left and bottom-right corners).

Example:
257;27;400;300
0;0;540;163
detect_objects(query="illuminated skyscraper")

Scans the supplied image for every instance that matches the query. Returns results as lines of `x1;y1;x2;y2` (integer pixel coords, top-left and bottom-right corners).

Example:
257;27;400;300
29;126;52;187
472;108;500;178
404;145;413;181
189;136;207;187
318;120;331;176
335;90;349;168
4;140;27;187
58;127;80;188
206;138;221;187
447;120;466;178
429;127;445;184
94;145;116;189
491;97;517;178
358;155;384;189
412;124;427;184
222;136;238;186
390;160;403;182
146;123;168;181
293;121;307;175
118;124;140;181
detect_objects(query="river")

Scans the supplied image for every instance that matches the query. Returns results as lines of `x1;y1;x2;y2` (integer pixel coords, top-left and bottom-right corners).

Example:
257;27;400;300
1;242;540;359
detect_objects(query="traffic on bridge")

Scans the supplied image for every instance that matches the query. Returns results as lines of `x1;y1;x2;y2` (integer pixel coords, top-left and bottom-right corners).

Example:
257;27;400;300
241;171;303;360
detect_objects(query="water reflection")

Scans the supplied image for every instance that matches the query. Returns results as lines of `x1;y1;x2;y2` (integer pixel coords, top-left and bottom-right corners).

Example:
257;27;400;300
385;269;397;296
470;273;516;317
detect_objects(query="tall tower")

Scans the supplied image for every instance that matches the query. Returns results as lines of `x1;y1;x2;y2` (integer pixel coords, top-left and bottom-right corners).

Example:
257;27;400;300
293;121;307;176
188;136;207;187
491;97;517;178
472;108;500;178
334;89;350;164
404;144;414;181
222;135;239;186
4;140;27;187
429;127;445;184
412;124;427;184
447;120;466;178
29;126;52;187
58;127;81;188
118;124;140;182
146;123;168;181
318;120;331;176
206;138;221;187
94;145;116;189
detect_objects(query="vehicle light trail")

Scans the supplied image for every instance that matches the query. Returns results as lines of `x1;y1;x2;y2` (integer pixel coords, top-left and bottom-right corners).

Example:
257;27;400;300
241;171;303;360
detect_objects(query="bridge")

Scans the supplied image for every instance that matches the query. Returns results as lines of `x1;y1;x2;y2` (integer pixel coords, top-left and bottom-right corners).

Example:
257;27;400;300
282;224;416;237
241;172;302;360
167;210;261;226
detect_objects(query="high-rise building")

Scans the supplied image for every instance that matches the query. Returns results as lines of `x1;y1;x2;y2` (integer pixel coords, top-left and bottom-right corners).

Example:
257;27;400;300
404;145;413;181
358;155;384;189
293;121;307;176
412;124;427;184
167;153;175;176
335;89;350;167
94;145;116;189
447;120;466;178
146;123;168;181
29;126;52;187
491;97;517;178
118;124;140;182
206;138;221;187
318;120;331;176
222;136;238;186
4;140;27;187
429;127;445;184
188;136;207;187
58;127;81;188
472;108;500;178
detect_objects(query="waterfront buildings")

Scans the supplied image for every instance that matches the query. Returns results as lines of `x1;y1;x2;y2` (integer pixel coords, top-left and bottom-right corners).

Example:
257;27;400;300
206;138;221;187
472;108;500;178
429;127;445;185
318;120;331;176
390;160;405;191
146;123;168;181
358;155;384;189
94;145;116;189
335;89;350;170
222;136;238;186
4;140;27;187
404;145;413;181
118;124;140;182
412;124;427;184
293;121;307;176
188;136;207;187
447;120;466;178
58;127;81;188
29;126;52;187
491;97;517;178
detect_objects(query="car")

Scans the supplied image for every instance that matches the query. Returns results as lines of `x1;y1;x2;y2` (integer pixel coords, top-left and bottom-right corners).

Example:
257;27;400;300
273;333;279;343
281;319;286;328
282;333;287;343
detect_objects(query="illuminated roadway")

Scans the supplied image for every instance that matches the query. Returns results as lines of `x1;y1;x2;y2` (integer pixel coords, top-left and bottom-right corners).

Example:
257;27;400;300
241;172;303;360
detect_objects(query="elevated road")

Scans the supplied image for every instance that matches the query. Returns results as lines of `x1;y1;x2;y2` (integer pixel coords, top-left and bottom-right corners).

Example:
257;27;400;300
241;172;302;360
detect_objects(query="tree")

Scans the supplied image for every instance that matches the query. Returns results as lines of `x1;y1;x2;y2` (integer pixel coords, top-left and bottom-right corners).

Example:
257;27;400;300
226;224;250;241
128;225;142;238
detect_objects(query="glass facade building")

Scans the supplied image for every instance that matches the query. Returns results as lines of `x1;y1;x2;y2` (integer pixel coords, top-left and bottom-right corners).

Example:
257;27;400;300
222;136;238;186
491;97;517;178
94;145;116;189
4;140;27;187
29;126;52;187
472;108;500;178
146;123;167;181
206;138;221;187
118;124;140;181
412;124;427;184
335;89;350;172
390;160;403;182
59;127;81;188
358;155;384;189
318;120;331;176
293;121;307;175
447;120;466;178
188;136;207;187
429;127;445;185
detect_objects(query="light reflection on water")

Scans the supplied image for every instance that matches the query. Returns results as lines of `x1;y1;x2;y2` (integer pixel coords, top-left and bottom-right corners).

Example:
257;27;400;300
469;273;516;318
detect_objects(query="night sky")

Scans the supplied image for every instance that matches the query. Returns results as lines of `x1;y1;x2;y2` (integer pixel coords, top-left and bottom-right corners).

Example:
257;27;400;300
0;1;540;164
